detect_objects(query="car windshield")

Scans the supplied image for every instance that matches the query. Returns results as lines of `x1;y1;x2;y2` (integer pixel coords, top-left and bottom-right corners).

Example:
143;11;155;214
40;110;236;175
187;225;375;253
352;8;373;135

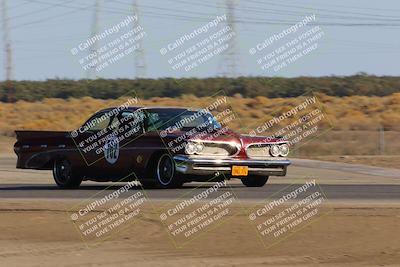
143;108;221;132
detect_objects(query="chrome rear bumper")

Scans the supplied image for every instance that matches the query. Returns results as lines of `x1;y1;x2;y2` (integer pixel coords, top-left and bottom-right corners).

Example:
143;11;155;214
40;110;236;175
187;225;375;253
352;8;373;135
173;155;291;176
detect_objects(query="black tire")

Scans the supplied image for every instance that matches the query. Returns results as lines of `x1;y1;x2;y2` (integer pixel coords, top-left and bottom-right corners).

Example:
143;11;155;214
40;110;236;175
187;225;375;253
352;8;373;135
52;159;82;189
142;153;183;189
241;176;269;187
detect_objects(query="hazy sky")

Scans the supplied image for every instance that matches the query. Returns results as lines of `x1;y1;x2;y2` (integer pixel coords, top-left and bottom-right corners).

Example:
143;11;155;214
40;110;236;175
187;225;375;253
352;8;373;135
1;0;399;80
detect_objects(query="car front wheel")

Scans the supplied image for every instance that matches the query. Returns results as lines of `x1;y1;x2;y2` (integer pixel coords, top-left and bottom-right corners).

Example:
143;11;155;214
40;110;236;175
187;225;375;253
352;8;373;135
142;153;183;189
53;159;82;189
241;176;269;187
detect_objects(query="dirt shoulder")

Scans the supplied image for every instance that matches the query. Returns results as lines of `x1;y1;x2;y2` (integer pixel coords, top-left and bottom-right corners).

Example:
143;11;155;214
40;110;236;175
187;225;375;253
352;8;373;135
0;200;399;267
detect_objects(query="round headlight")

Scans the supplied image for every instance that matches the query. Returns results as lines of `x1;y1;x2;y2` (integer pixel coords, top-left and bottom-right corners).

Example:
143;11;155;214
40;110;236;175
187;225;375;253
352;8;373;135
185;142;196;154
279;144;289;156
194;143;204;154
270;145;280;157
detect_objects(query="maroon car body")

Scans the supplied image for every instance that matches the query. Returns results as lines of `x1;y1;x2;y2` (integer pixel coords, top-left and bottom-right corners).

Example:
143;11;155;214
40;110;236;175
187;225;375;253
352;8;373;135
14;107;291;188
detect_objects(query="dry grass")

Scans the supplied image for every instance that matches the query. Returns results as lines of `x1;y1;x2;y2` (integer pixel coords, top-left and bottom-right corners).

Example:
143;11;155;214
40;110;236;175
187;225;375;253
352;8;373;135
1;94;399;157
291;130;400;156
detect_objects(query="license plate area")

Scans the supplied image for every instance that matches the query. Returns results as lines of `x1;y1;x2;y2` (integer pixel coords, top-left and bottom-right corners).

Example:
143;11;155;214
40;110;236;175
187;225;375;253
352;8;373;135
231;165;248;176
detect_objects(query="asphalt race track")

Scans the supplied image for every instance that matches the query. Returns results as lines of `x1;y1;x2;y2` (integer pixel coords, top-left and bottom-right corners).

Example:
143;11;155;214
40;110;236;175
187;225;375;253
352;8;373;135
1;183;400;201
1;157;399;201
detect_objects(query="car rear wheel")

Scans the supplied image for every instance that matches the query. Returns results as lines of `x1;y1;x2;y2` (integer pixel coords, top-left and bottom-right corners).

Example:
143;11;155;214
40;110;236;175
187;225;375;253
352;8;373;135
241;176;269;187
142;153;183;189
53;159;82;189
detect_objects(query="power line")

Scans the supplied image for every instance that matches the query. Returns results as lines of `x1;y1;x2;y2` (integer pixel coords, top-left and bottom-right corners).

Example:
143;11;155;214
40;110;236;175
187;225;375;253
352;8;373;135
247;0;400;20
168;0;400;22
290;0;400;13
3;0;400;81
111;0;218;18
87;0;101;79
132;0;146;78
12;0;77;20
10;1;96;29
11;0;400;29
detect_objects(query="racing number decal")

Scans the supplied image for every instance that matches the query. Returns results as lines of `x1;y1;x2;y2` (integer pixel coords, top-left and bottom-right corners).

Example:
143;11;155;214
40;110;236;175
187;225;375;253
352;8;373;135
104;135;119;164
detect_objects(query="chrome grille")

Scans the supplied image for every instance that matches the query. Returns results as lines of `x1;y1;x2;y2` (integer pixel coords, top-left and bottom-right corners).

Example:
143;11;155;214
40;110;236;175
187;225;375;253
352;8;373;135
199;143;238;156
246;144;270;159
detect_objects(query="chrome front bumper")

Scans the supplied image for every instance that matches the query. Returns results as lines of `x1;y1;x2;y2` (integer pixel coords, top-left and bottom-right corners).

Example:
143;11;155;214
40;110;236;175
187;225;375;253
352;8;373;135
173;155;291;176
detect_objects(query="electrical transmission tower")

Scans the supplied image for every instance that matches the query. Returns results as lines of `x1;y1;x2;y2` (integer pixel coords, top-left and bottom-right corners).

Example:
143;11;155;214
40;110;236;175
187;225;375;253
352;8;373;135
132;0;146;79
87;0;101;79
218;0;239;78
1;0;14;102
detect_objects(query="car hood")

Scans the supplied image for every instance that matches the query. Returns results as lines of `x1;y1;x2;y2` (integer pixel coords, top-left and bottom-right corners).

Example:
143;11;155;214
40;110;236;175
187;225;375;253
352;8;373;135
165;128;285;146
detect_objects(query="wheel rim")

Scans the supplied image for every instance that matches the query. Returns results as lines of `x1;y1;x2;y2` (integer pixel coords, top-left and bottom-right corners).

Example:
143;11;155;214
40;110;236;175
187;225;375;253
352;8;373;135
54;160;72;185
156;154;174;186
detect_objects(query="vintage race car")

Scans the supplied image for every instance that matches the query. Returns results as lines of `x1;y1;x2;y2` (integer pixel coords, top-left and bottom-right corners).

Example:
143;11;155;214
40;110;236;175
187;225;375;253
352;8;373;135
14;107;291;189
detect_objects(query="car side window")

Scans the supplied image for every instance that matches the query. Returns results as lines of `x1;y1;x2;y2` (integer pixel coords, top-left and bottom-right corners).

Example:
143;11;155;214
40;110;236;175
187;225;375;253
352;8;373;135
110;111;144;134
85;112;112;131
146;112;163;132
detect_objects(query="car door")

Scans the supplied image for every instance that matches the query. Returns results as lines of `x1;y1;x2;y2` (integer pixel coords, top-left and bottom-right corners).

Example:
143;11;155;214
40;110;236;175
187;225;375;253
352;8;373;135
72;110;117;178
101;110;145;178
113;109;170;180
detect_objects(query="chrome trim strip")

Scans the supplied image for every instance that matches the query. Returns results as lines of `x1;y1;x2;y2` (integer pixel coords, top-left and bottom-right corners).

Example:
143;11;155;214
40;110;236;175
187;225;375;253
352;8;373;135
192;166;284;172
173;155;290;175
173;155;291;166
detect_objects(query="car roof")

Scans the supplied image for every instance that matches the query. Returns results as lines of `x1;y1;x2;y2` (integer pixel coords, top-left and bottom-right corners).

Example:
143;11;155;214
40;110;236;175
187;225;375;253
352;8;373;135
98;106;201;113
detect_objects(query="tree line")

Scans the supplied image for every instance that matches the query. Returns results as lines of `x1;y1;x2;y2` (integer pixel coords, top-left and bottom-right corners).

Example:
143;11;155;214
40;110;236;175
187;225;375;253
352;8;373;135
1;74;400;102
